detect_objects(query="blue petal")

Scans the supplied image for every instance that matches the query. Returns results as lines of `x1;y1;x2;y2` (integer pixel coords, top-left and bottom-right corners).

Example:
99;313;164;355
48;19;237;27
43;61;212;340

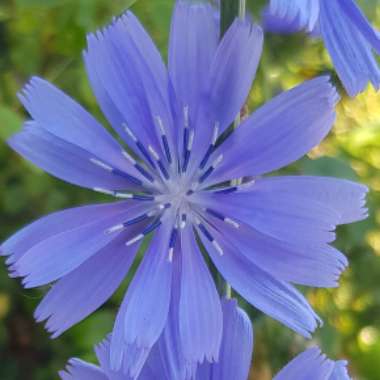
206;20;263;135
201;215;347;288
339;0;380;54
207;76;338;183
8;123;141;191
95;337;132;380
1;201;127;265
13;202;151;288
34;229;140;338
198;223;321;338
320;0;380;96
59;359;107;380
85;12;174;160
249;176;369;224
273;347;350;380
199;185;340;246
208;299;253;380
264;0;319;33
110;219;173;376
169;1;219;119
17;77;139;178
179;226;223;364
188;20;263;174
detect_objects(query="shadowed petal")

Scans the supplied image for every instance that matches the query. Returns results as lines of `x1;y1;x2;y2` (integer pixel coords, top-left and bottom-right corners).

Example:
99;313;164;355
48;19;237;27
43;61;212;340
320;0;380;96
179;226;223;364
264;0;319;33
207;76;338;183
339;0;380;54
110;219;173;376
201;299;253;380
59;359;107;380
34;228;140;338
198;223;321;338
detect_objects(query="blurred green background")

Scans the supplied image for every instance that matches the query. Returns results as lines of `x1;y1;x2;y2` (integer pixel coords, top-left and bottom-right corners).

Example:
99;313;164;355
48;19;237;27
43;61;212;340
0;0;380;379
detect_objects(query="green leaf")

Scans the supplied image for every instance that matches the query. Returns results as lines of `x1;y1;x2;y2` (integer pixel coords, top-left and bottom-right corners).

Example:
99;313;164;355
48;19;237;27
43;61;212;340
0;106;22;141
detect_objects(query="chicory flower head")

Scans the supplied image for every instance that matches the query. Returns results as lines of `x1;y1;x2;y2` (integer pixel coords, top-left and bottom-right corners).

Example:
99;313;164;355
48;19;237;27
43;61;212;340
264;0;380;97
1;0;367;377
59;300;350;380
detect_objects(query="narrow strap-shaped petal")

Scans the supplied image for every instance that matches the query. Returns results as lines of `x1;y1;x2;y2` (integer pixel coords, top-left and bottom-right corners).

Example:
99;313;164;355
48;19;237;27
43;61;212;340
338;0;380;54
0;201;128;264
265;0;320;33
199;188;340;246
274;347;338;380
179;226;223;364
169;1;219;119
85;12;173;160
330;361;351;380
210;299;253;380
202;214;347;288
110;219;173;376
198;223;321;338
13;202;151;288
8;123;142;191
34;228;140;338
206;20;263;134
151;249;197;380
59;359;107;380
188;20;263;174
247;176;368;224
320;0;380;96
95;337;133;380
18;77;139;177
206;76;338;183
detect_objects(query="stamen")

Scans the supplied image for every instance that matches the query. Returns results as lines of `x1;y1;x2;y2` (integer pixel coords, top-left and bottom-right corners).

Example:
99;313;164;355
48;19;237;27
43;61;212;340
199;122;219;169
90;158;113;171
182;129;194;172
213;186;238;194
212;240;224;256
183;105;189;129
149;145;170;180
199;154;223;184
106;209;158;234
156;116;172;164
180;214;187;229
123;123;155;167
195;217;224;256
168;226;178;262
123;124;137;142
125;217;162;246
121;150;136;165
205;208;239;229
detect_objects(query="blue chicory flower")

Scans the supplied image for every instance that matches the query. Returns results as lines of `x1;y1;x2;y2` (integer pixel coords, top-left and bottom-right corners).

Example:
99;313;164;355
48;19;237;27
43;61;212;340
263;0;380;97
59;299;350;380
1;0;368;377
